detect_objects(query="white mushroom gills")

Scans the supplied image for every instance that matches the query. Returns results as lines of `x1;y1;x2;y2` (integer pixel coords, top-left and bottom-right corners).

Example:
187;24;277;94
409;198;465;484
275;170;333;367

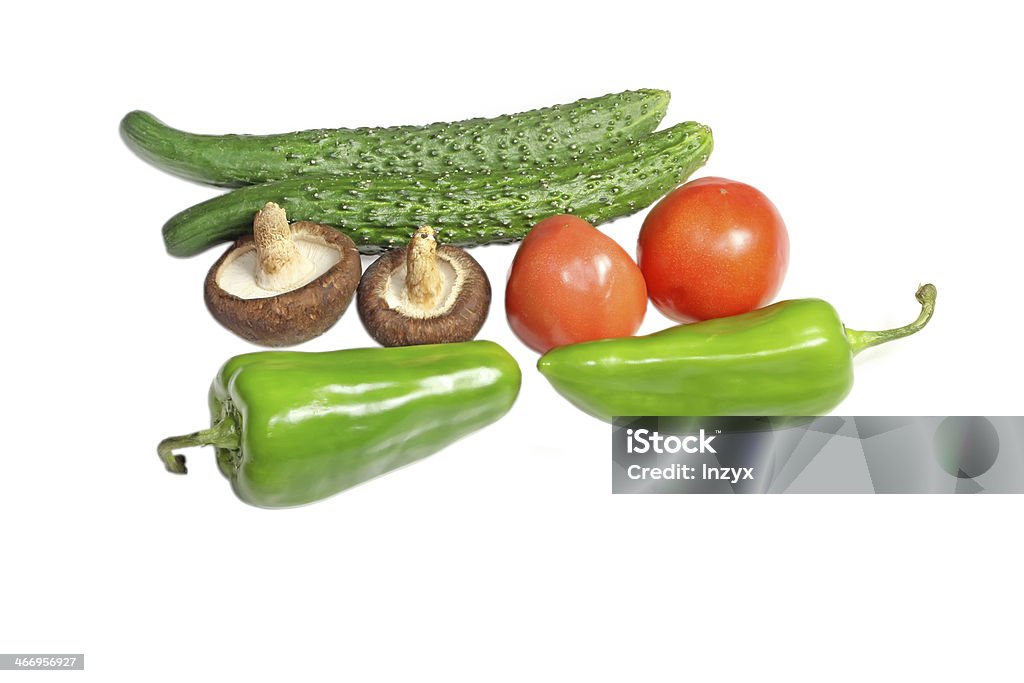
217;203;341;300
384;227;461;318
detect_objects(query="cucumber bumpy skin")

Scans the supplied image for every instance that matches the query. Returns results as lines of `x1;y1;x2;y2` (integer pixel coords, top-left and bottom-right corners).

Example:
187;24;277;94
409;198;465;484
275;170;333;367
121;89;671;188
162;121;713;257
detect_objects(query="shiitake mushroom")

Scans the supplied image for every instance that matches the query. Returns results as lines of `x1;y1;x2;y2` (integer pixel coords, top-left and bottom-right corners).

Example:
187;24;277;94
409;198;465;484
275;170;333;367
357;227;491;347
204;202;361;346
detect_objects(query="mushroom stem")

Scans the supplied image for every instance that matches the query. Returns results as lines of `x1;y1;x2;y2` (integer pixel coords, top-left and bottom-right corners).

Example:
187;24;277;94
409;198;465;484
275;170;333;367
253;202;315;291
406;226;444;310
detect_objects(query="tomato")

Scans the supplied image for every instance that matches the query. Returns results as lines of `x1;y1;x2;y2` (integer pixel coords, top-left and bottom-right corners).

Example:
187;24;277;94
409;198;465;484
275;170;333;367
637;177;789;321
506;214;647;353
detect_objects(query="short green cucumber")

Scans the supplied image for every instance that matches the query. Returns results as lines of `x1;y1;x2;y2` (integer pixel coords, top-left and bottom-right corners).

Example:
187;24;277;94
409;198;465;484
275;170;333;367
162;121;713;256
122;89;670;187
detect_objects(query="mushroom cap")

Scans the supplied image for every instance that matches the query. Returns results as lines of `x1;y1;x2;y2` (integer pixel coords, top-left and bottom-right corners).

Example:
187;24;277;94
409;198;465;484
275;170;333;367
357;245;491;347
205;221;361;347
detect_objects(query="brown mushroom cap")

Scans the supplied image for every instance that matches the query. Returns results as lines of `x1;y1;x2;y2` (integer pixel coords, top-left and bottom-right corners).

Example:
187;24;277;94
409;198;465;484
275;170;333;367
205;221;361;346
357;243;491;347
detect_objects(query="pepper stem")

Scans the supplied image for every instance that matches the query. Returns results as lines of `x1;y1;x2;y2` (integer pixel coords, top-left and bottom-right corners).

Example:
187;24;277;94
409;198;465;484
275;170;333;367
406;226;444;310
157;417;239;475
845;283;937;355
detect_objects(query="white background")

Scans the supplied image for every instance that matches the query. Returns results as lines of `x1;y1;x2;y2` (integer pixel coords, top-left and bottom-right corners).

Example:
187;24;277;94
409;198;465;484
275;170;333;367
3;1;1022;680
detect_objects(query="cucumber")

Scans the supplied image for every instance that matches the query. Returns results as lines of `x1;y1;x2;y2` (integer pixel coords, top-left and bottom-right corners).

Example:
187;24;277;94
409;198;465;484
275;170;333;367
162;121;713;257
122;89;670;187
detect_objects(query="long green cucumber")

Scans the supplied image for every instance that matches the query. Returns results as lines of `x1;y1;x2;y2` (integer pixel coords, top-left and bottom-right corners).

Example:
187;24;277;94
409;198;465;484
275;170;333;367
122;89;670;187
162;121;713;256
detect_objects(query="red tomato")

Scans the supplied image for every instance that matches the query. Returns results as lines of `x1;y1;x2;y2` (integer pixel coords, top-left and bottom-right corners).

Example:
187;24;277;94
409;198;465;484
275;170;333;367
506;214;647;353
637;177;789;321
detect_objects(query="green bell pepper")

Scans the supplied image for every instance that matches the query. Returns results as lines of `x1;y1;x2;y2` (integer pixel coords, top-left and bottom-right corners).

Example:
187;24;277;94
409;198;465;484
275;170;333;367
538;284;936;420
158;341;521;508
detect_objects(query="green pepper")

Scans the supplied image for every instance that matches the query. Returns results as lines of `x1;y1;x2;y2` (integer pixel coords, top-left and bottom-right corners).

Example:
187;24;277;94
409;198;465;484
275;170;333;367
158;341;521;508
537;284;936;420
